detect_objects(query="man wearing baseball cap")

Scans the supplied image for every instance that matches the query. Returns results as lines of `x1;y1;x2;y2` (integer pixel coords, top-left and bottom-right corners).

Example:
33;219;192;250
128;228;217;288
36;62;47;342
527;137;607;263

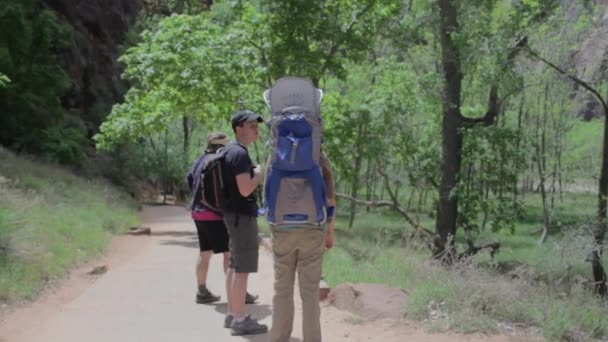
186;131;259;306
221;110;268;335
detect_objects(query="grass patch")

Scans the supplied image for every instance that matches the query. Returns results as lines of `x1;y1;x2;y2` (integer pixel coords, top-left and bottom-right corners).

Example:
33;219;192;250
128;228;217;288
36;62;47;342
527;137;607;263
324;194;608;340
0;148;140;304
563;118;603;178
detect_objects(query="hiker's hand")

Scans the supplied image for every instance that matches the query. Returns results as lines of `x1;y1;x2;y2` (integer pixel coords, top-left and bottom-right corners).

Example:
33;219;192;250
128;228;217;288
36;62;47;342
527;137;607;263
325;224;334;249
252;165;263;183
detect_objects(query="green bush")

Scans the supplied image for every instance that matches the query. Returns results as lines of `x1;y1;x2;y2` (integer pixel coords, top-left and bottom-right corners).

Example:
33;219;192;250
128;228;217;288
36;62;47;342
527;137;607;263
0;0;74;155
41;122;88;165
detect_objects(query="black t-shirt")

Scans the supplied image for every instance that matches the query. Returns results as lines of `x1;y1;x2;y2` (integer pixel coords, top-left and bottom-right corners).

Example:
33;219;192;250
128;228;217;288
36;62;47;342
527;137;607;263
222;143;258;216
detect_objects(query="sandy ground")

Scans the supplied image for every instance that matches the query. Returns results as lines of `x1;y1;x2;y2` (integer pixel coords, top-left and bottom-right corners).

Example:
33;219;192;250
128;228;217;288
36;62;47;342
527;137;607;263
0;205;541;342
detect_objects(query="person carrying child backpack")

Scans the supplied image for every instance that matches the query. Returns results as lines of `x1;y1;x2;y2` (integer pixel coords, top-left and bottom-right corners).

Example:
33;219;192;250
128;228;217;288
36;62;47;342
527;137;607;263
186;132;259;306
262;77;336;342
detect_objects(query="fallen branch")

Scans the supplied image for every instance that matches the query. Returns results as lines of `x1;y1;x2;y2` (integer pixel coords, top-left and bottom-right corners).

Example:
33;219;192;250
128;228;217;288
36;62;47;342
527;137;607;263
335;192;434;238
458;242;501;260
458;220;501;260
337;191;437;251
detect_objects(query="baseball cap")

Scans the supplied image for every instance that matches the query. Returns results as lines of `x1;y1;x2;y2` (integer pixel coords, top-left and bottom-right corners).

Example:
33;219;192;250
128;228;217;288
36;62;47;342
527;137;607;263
231;110;263;130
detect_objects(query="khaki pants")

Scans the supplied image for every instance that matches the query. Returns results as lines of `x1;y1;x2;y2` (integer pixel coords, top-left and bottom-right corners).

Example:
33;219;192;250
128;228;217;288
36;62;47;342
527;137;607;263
269;227;325;342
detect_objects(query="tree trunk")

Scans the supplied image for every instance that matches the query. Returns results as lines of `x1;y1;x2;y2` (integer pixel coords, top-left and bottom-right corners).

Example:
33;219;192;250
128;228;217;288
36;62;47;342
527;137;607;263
514;94;524;206
201;0;213;10
407;187;416;210
349;153;363;228
348;113;367;228
434;0;463;261
536;85;550;244
593;88;608;296
183;115;189;158
175;0;185;13
481;184;490;232
417;187;426;213
557;104;564;203
551;98;564;207
365;158;373;212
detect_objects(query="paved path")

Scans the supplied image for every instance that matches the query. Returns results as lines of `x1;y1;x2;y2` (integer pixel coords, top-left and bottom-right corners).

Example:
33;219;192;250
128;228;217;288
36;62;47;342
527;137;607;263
0;205;530;342
1;205;275;342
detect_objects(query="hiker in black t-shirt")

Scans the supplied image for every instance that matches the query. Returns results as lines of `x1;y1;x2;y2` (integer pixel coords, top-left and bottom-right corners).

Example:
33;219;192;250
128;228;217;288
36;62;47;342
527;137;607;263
186;132;259;306
222;110;268;336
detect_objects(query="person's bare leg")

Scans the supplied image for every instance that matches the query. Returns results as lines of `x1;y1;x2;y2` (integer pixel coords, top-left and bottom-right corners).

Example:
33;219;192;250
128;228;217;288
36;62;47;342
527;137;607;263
225;255;233;315
222;252;230;274
196;251;213;287
231;272;249;319
196;250;220;303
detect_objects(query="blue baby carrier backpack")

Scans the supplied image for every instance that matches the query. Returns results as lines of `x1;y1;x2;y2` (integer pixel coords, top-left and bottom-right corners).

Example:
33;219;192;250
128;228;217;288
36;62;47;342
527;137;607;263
263;77;328;227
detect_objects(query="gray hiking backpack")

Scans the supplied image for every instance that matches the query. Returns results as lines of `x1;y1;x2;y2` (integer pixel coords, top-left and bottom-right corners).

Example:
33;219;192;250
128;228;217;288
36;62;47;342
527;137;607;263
262;77;328;227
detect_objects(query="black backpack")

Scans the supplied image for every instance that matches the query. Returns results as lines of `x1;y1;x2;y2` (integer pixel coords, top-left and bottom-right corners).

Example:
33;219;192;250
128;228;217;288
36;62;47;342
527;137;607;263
199;149;230;214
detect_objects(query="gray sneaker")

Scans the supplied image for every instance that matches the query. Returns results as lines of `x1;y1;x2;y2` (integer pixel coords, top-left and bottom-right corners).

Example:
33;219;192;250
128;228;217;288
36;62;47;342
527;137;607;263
230;315;268;336
224;314;234;329
195;288;220;304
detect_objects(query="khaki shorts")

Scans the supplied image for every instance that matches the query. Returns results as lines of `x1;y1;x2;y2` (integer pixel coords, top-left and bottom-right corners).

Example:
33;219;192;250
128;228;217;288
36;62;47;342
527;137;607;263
223;213;259;273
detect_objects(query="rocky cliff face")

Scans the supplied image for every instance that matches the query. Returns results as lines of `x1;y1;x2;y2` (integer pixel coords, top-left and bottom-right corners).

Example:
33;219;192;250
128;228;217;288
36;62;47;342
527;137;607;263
42;0;142;134
573;2;608;120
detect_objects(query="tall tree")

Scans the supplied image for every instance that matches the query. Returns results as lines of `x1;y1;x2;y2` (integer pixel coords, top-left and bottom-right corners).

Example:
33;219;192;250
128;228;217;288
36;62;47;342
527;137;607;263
261;0;401;85
433;0;555;261
434;0;463;260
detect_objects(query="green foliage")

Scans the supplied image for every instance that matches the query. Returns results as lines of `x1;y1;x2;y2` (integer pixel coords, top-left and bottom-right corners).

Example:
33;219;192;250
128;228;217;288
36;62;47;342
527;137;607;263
121;119;197;196
262;0;402;82
0;0;74;156
97;0;406;151
563;116;603;180
142;0;212;15
95;12;264;150
0;73;9;87
459;125;527;233
40;123;88;165
323;56;441;194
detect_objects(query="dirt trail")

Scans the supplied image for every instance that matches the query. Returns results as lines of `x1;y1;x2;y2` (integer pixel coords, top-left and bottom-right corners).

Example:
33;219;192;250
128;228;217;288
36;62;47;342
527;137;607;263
0;205;539;342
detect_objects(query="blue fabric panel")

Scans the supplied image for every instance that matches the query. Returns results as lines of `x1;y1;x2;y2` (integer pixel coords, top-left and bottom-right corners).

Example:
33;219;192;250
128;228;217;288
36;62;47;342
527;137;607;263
273;115;315;171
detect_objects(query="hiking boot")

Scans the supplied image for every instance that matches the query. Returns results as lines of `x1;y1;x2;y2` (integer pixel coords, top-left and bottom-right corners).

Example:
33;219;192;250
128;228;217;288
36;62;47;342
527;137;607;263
245;292;258;304
224;314;234;329
230;315;268;336
195;288;220;304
